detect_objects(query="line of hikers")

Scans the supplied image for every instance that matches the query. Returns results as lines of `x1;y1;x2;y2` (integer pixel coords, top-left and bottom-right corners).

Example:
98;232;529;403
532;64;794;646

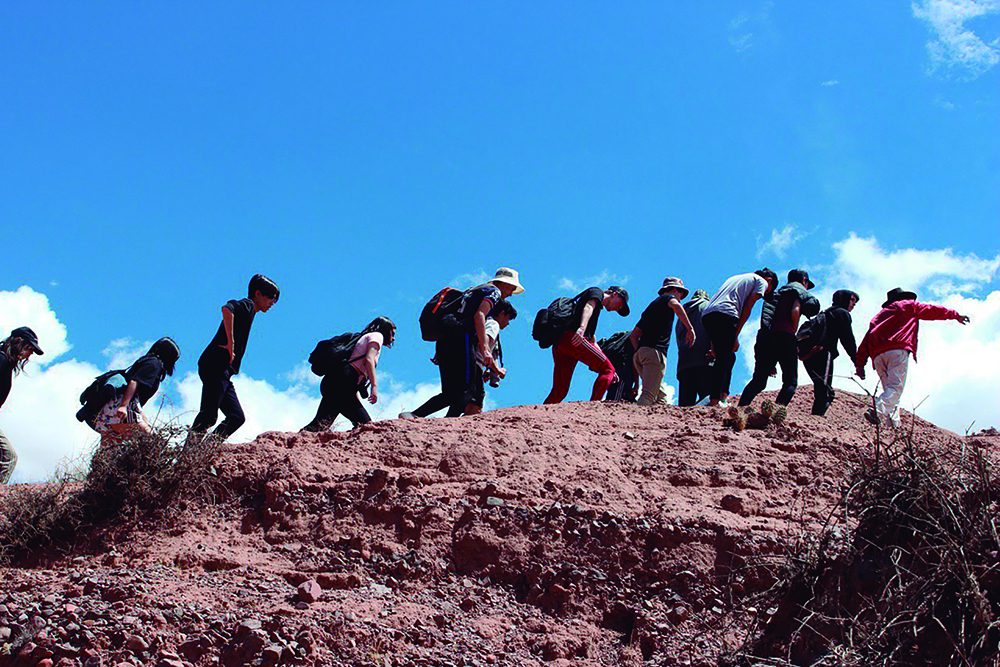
0;268;971;483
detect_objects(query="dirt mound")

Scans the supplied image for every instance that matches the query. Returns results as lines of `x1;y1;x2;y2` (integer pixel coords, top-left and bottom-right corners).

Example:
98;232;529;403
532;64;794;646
0;391;968;665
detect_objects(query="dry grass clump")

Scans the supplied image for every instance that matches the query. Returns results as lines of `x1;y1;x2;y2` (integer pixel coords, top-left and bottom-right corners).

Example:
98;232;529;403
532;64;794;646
0;425;221;564
727;429;1000;666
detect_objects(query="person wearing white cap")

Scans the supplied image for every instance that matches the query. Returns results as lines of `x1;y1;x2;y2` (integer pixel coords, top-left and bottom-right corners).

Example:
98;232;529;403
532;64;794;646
403;267;524;418
628;277;696;406
0;327;44;484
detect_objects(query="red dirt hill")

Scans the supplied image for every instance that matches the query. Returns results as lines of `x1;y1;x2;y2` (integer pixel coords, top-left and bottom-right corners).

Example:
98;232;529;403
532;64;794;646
0;391;966;666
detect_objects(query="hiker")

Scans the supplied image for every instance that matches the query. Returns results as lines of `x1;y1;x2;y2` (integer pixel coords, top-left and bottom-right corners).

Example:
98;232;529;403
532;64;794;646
628;278;696;406
89;338;181;442
542;286;630;404
302;317;396;432
402;268;524;418
467;300;517;415
190;274;279;440
801;290;860;416
600;332;638;402
675;289;713;407
701;269;778;406
0;327;44;484
739;269;820;407
856;287;970;426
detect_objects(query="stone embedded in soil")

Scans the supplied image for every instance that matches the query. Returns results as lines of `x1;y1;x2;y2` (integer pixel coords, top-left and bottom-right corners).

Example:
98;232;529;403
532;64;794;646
297;580;321;603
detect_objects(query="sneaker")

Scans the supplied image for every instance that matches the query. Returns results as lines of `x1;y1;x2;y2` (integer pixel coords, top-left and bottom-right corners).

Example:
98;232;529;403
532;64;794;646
864;408;880;426
717;400;730;409
399;411;417;419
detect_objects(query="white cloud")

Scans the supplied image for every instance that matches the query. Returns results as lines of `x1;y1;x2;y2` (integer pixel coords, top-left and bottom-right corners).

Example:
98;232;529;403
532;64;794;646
821;80;840;87
913;0;1000;78
0;286;72;362
449;269;490;289
557;270;630;294
756;224;807;260
740;234;1000;433
728;1;775;54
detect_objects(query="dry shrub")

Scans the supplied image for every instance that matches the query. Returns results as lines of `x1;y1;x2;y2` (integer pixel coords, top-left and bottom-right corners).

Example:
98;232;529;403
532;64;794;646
0;425;221;564
728;428;1000;666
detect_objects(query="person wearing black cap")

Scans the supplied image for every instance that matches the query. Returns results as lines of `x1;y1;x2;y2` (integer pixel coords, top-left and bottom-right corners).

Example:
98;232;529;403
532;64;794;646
191;274;280;441
739;269;820;407
543;286;630;403
89;338;181;442
802;290;861;416
0;327;44;484
856;287;969;426
701;269;778;406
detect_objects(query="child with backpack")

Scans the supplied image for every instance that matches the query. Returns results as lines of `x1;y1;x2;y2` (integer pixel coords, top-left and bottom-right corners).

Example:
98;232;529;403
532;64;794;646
190;274;279;440
739;269;820;407
86;338;181;442
800;290;860;416
540;286;630;404
0;327;44;484
302;317;396;432
856;287;970;426
402;268;524;418
467;300;517;415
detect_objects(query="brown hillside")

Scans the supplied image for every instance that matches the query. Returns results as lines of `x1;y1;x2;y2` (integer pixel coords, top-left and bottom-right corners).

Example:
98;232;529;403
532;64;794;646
0;391;967;666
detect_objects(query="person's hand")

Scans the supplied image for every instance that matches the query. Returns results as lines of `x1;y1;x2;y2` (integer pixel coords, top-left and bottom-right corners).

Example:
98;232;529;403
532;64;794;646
575;327;586;338
856;365;866;380
685;330;696;346
494;366;507;380
732;339;740;353
612;372;620;384
368;385;378;405
959;315;971;325
220;342;235;364
115;405;129;421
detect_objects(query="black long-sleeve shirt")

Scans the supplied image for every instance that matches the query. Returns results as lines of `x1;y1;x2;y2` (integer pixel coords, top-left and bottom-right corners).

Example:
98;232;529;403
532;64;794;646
822;306;858;362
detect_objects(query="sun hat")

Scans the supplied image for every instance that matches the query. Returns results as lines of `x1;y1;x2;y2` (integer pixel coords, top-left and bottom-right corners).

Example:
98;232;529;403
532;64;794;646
607;286;630;316
787;269;815;290
882;287;917;308
10;326;43;355
658;277;690;299
488;267;525;295
691;289;710;301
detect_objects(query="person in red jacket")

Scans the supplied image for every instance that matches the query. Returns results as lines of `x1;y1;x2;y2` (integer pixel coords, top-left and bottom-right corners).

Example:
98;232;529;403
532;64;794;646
855;287;970;426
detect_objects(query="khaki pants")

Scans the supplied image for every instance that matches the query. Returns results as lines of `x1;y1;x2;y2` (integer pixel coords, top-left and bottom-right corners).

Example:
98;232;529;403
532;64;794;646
0;427;17;485
633;346;667;406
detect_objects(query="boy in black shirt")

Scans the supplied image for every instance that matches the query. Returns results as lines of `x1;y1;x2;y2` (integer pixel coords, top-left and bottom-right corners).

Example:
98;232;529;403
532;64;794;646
804;289;860;416
191;274;279;440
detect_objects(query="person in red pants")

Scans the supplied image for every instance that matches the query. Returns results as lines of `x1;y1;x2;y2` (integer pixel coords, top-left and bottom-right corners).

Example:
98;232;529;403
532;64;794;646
544;286;630;403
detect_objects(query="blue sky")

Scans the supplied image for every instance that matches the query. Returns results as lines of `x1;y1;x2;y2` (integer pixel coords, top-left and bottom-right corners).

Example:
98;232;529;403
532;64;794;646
2;2;999;479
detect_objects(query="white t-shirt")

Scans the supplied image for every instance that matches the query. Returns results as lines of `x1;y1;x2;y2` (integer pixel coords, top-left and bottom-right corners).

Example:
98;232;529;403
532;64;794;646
703;273;768;319
475;319;501;369
349;332;383;383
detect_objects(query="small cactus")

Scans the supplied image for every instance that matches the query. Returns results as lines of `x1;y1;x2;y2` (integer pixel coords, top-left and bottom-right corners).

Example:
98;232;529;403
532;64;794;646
732;411;747;431
760;399;775;418
772;406;787;426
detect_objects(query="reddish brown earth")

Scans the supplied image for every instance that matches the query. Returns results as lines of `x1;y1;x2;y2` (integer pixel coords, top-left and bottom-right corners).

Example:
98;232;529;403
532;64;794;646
0;391;971;666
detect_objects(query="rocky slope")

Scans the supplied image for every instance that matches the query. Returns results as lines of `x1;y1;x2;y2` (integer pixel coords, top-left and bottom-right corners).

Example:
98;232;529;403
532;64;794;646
0;391;968;666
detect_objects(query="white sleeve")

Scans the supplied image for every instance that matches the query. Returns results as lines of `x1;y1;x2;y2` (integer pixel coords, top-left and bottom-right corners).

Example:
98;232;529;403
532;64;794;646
485;320;500;351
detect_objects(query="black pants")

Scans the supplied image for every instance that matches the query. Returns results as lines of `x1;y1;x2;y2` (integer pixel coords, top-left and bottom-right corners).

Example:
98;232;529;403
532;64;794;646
677;365;712;407
803;350;835;416
739;330;798;406
702;312;739;401
191;365;246;439
302;364;371;432
606;367;636;402
413;332;475;418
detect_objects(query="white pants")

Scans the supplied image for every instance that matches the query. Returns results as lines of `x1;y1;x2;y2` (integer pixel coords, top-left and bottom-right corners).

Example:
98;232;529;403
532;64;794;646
873;349;910;425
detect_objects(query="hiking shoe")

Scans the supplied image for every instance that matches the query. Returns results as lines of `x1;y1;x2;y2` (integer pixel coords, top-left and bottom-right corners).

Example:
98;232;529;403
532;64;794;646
399;411;417;419
864;408;880;426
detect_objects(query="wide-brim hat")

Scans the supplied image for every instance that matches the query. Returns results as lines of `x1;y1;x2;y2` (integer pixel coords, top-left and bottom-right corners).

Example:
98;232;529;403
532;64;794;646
488;267;525;295
658;276;690;299
883;287;917;308
608;286;630;316
10;326;43;355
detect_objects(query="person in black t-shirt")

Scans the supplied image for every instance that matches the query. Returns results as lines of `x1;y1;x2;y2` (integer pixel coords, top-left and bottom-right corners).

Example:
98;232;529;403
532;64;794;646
0;327;44;484
90;338;180;443
543;286;630;404
190;274;279;440
628;278;696;406
402;268;525;419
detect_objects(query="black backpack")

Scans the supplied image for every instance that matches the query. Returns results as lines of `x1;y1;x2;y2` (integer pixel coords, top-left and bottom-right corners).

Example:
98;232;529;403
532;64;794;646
532;297;577;349
309;332;364;376
76;369;127;425
598;331;634;370
796;310;828;360
418;287;465;342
